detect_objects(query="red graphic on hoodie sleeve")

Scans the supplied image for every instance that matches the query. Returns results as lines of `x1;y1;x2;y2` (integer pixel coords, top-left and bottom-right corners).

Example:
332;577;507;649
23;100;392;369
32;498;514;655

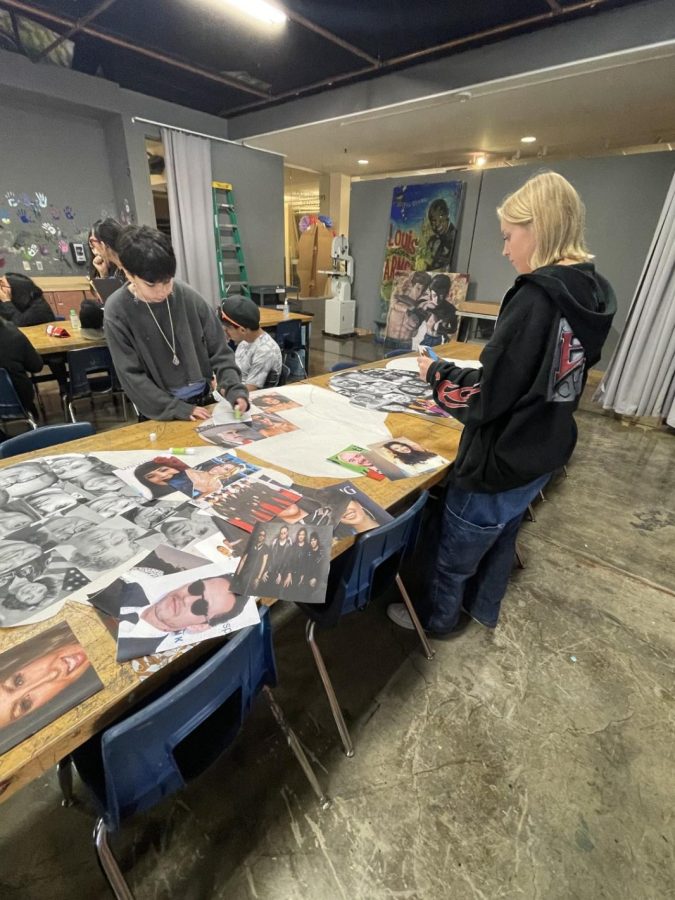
436;379;481;408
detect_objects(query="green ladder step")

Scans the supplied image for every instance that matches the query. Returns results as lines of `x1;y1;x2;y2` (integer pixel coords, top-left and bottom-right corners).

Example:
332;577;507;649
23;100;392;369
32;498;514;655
212;181;250;300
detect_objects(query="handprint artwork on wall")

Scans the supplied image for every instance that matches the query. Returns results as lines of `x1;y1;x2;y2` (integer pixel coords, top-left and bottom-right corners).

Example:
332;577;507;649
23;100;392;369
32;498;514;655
63;206;75;219
35;192;48;208
41;222;57;235
17;208;33;224
49;206;60;220
5;192;17;207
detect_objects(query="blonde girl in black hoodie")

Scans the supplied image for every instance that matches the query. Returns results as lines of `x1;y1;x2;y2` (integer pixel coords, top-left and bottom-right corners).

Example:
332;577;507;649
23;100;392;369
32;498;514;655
388;171;616;637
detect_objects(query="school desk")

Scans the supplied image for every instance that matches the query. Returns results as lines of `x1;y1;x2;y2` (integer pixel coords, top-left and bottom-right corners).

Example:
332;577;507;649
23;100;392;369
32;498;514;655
0;340;476;803
455;301;501;342
21;309;314;369
19;323;106;354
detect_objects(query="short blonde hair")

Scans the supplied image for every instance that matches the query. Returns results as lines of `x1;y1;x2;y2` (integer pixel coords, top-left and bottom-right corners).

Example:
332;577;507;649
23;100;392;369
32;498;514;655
497;171;593;270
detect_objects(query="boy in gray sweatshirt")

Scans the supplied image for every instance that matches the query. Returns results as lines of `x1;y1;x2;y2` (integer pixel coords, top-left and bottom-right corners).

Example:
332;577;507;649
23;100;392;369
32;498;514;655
105;226;248;421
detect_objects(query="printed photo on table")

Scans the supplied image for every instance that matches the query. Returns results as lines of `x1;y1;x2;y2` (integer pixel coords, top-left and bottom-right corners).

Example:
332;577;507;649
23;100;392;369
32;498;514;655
0;542;90;627
367;437;447;476
90;543;219;638
318;482;394;539
327;444;408;481
0;620;103;754
196;421;263;448
250;392;301;413
116;453;259;501
90;561;259;662
231;522;331;604
328;368;452;420
203;474;305;534
249;412;298;438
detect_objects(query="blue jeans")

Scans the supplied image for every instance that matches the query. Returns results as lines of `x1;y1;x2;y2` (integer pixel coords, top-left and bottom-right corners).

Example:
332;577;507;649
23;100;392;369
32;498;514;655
417;474;551;633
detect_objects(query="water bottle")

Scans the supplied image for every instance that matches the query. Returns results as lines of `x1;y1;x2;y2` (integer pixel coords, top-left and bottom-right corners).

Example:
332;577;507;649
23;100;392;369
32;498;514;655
69;308;80;331
282;298;290;319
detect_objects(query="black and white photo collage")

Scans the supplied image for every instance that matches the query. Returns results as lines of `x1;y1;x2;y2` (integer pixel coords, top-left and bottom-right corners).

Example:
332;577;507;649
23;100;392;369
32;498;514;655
0;454;226;628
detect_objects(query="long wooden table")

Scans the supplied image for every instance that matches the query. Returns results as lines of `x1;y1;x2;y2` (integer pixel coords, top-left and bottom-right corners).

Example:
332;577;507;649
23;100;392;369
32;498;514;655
0;341;474;802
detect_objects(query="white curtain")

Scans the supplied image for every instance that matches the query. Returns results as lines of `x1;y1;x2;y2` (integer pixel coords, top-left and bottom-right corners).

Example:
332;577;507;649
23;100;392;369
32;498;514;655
162;128;220;310
595;171;675;426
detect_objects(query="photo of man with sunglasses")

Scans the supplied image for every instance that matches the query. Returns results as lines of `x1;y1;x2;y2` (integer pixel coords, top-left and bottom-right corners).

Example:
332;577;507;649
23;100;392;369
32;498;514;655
89;561;257;660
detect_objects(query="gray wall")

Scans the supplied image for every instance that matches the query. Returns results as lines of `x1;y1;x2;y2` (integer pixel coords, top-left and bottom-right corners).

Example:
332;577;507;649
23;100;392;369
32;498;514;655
0;47;285;284
0;95;117;276
210;143;285;286
349;152;675;367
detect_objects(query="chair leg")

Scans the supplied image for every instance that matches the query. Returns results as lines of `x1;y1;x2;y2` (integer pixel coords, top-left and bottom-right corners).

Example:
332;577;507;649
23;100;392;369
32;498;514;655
93;819;134;900
563;465;568;478
57;757;75;807
526;502;536;522
305;620;354;758
538;489;546;502
68;400;77;424
263;685;330;809
395;574;435;660
514;543;526;569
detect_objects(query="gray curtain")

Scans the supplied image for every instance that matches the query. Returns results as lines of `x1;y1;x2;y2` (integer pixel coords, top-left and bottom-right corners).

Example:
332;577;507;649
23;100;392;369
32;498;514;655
162;128;220;310
595;170;675;426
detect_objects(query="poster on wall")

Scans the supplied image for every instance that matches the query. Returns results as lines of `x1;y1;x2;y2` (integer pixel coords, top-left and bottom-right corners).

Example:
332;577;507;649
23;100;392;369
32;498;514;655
379;181;464;331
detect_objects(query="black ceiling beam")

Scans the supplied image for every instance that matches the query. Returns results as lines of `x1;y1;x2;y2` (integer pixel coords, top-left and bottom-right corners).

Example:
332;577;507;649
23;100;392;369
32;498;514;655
284;7;379;66
0;0;270;98
34;0;121;61
224;0;613;116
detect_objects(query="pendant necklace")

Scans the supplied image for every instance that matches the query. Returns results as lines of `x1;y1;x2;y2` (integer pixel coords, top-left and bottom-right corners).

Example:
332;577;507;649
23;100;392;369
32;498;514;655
141;293;180;365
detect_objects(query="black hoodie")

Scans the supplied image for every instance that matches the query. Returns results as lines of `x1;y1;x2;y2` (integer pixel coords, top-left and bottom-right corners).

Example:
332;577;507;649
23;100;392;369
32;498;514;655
426;263;616;493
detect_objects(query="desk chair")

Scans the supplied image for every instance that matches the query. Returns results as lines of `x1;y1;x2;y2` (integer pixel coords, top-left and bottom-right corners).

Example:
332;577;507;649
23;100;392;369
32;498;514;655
0;422;94;458
384;348;411;359
68;609;328;900
64;347;127;423
298;492;433;757
0;368;38;432
274;320;307;382
330;361;358;372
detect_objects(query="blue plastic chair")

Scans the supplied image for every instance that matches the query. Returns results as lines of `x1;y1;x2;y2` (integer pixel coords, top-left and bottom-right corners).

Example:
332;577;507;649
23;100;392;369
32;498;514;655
300;491;433;756
68;609;327;897
63;346;127;423
0;368;37;432
384;348;411;359
330;361;358;372
0;422;95;458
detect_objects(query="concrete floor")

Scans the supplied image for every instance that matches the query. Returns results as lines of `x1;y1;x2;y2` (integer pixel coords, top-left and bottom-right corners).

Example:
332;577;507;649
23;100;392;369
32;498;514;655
1;352;674;899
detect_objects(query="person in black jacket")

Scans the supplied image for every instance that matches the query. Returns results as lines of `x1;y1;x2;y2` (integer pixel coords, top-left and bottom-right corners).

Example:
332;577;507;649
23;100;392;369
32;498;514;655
0;317;43;431
0;273;55;326
0;273;69;395
388;171;616;637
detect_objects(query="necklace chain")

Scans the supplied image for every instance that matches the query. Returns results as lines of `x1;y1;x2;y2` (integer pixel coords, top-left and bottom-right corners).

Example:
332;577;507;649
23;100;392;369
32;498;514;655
141;294;180;365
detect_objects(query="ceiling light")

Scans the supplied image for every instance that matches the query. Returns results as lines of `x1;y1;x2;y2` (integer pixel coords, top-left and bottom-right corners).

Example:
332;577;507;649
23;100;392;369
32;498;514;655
521;135;537;143
357;159;369;165
475;155;487;167
224;0;287;26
